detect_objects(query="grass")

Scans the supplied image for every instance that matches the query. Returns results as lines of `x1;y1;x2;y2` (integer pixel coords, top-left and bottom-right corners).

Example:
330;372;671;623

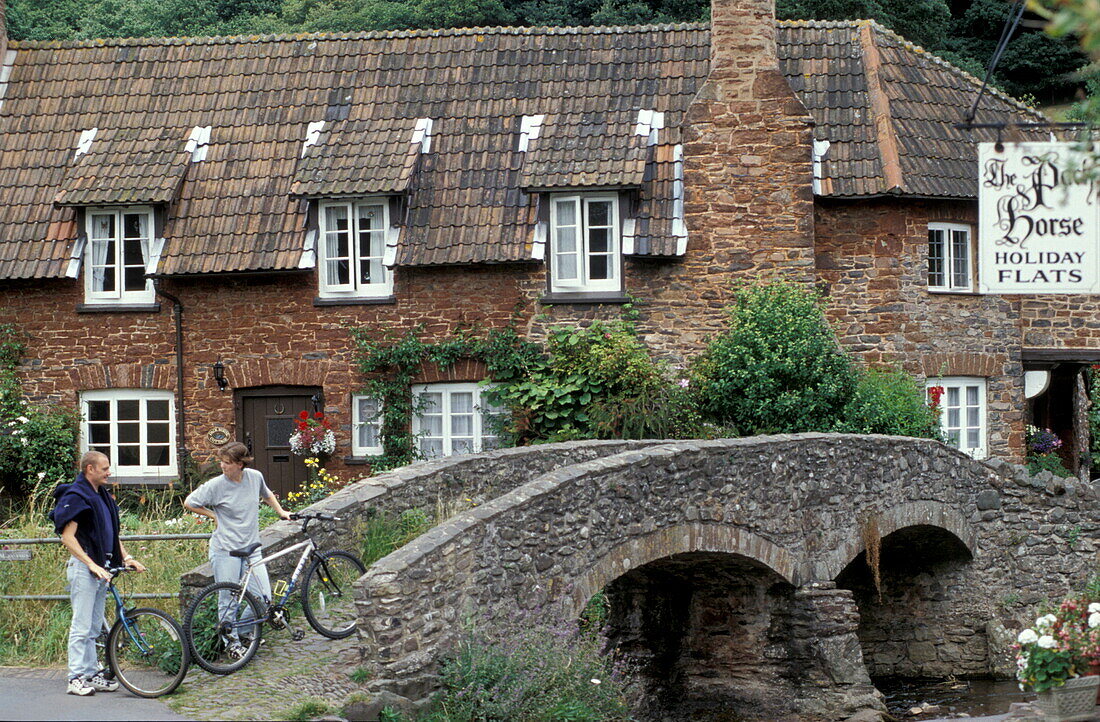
284;698;334;721
0;489;208;667
360;496;472;566
349;666;370;683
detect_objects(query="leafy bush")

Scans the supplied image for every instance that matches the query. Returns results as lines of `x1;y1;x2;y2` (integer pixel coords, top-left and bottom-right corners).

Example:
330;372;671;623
0;322;78;499
836;368;941;439
690;282;857;434
409;617;630;722
1029;452;1076;478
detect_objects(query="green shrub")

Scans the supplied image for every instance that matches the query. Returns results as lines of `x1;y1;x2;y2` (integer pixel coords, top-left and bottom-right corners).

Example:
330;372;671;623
690;282;857;434
1028;452;1075;478
836;368;941;439
414;618;630;722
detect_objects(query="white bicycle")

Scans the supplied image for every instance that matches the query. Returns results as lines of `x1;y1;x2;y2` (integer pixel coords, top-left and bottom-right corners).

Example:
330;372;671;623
181;512;366;674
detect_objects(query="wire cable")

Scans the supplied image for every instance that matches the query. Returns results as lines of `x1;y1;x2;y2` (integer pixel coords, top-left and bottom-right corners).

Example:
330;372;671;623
965;0;1028;124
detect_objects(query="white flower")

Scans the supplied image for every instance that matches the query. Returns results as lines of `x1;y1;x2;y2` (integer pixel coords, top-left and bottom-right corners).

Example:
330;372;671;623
1036;614;1058;630
15;416;28;423
1018;629;1039;645
1038;635;1057;649
1090;613;1100;629
590;678;601;685
1090;603;1100;614
36;471;45;480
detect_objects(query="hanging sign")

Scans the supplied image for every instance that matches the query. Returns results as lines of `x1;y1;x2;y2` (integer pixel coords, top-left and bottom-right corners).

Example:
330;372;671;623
978;141;1100;294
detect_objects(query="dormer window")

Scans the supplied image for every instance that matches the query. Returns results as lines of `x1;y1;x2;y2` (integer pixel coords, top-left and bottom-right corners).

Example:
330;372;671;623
549;194;621;293
84;207;155;305
318;199;393;298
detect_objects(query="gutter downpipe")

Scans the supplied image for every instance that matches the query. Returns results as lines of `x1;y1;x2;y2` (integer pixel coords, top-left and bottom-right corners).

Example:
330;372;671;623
152;279;188;481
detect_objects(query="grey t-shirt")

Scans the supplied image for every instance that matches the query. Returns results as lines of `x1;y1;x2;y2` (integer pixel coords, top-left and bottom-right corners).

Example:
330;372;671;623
184;468;272;556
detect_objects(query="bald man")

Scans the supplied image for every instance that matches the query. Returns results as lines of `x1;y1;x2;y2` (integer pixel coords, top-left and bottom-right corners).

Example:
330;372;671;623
50;450;145;696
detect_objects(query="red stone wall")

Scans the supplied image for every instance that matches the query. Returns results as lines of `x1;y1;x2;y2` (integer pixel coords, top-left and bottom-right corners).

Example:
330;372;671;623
814;197;1025;460
0;265;530;485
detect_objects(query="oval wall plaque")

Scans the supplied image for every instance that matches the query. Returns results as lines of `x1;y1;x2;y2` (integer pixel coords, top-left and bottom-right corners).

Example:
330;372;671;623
207;426;231;446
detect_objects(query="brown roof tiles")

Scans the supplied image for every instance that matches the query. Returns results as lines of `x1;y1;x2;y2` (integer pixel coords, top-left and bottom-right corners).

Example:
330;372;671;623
0;20;1049;279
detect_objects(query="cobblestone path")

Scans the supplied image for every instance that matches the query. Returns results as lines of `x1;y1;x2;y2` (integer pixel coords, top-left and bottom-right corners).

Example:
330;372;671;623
166;623;367;721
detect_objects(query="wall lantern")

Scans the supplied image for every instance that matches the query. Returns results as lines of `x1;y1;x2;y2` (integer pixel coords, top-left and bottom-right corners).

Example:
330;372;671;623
212;360;228;391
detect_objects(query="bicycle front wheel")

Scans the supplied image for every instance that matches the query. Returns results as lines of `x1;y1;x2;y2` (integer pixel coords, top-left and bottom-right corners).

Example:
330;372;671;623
301;550;366;639
107;608;189;698
183;581;264;674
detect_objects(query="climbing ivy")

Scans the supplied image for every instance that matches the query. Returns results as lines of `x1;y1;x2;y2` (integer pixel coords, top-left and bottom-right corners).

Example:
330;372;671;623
348;316;702;471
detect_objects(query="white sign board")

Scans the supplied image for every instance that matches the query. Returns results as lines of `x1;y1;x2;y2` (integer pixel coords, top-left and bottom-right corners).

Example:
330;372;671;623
979;141;1100;294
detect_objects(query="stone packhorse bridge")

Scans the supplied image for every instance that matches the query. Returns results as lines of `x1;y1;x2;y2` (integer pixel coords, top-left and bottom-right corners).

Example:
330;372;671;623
182;434;1100;720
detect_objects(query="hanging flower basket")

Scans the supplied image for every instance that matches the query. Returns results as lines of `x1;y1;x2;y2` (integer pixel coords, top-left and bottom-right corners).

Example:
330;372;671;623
289;411;336;458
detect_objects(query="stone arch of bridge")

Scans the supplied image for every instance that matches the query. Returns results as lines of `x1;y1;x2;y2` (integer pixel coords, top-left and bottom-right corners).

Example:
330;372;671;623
820;500;978;582
565;522;800;619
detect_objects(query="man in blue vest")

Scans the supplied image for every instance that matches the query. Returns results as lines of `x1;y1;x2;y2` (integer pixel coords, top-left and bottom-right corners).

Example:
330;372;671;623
51;450;146;696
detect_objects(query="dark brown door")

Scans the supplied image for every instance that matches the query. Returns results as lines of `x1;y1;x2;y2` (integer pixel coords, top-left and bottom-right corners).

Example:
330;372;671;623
237;387;320;500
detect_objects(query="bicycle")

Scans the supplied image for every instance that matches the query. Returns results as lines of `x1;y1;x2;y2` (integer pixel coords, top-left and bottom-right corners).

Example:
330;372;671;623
182;511;366;674
99;566;190;697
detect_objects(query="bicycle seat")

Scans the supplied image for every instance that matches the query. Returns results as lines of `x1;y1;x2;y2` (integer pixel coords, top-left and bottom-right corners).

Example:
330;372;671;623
229;543;262;558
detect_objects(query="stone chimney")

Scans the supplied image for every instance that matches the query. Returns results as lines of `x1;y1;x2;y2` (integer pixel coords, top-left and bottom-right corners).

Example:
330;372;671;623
682;0;816;289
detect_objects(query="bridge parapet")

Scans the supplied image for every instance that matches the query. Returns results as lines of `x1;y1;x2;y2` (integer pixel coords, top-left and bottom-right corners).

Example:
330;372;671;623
180;440;662;598
355;433;1100;717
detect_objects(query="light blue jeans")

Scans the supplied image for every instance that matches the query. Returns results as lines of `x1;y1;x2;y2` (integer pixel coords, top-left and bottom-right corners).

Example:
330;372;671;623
210;550;271;642
66;557;107;680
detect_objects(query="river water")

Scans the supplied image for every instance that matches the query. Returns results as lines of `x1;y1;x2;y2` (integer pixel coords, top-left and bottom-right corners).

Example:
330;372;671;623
875;677;1029;718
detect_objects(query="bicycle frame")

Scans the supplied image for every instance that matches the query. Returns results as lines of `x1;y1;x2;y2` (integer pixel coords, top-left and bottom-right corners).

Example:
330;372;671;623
106;572;156;657
226;537;318;625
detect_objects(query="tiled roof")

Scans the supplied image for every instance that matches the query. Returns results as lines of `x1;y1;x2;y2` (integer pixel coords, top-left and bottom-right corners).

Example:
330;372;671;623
55;126;193;206
520;110;650;190
778;19;1050;199
291;117;424;197
0;20;1048;279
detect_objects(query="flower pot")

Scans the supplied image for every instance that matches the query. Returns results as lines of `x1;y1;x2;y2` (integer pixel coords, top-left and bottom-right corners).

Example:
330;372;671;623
1034;675;1100;722
1088;662;1100;705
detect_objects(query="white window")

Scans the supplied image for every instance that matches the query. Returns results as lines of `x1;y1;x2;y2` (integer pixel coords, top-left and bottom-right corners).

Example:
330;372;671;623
926;377;986;459
411;382;502;459
81;389;176;478
84;208;155;304
549;194;621;293
928;222;972;291
318;200;392;298
351;394;383;456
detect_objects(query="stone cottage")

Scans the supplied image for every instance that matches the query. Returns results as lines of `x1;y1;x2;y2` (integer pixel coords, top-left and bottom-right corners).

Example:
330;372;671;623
0;0;1068;495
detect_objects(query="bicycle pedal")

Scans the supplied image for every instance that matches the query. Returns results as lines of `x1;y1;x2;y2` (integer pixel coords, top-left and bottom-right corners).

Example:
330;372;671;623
292;630;305;642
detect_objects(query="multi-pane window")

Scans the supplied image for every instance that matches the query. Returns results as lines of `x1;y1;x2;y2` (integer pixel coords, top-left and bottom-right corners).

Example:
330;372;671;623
928;222;972;291
319;200;392;298
411;382;502;459
927;377;986;459
84;208;154;303
351;395;383;456
81;390;176;478
550;195;620;293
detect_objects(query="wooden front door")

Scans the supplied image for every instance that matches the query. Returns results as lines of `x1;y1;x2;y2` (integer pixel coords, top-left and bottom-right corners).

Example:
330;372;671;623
237;387;320;500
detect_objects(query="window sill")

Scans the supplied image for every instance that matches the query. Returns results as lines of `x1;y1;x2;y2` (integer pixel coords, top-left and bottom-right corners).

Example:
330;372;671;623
313;295;396;307
110;475;176;488
77;303;162;314
927;288;981;297
343;455;378;466
540;291;631;305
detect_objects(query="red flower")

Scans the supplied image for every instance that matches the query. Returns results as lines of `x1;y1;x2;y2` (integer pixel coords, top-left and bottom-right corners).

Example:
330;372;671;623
298;410;309;420
314;411;324;419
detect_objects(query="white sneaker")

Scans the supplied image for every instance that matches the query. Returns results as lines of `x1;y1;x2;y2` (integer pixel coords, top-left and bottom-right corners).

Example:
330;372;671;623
66;677;95;696
86;671;118;692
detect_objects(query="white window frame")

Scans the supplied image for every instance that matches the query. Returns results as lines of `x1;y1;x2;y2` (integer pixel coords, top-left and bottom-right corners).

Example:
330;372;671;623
928;222;973;292
351;394;383;456
549;194;621;293
318;199;393;299
926;376;987;459
83;207;155;304
411;382;501;459
80;389;177;479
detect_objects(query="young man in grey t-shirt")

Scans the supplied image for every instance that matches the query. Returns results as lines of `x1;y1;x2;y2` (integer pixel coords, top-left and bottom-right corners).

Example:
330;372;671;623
184;442;290;659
